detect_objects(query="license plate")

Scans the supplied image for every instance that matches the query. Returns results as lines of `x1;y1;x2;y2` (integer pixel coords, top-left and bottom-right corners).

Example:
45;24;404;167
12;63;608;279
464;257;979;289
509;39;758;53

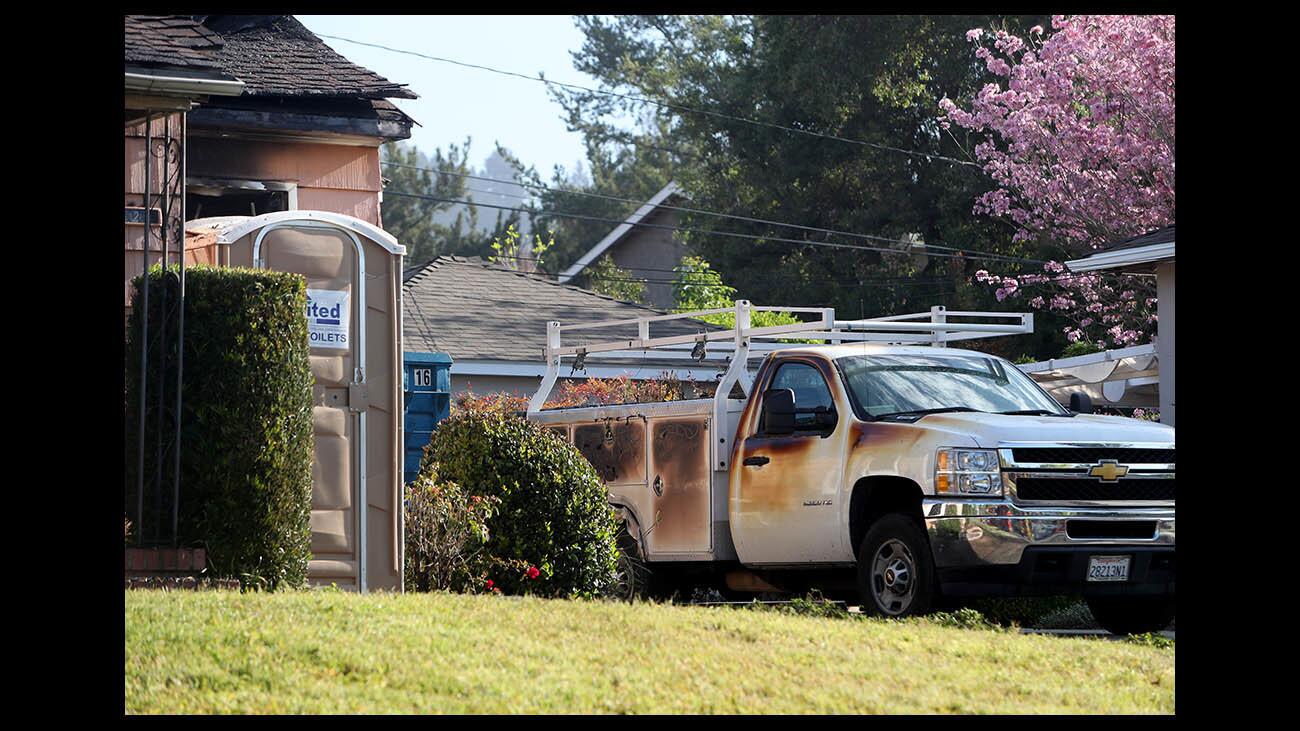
1087;555;1131;582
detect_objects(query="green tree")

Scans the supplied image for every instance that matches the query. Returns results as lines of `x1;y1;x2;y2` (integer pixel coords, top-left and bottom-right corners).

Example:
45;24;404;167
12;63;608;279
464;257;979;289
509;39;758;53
381;140;489;264
508;128;678;277
673;255;800;330
585;256;647;303
489;223;555;273
551;15;1070;359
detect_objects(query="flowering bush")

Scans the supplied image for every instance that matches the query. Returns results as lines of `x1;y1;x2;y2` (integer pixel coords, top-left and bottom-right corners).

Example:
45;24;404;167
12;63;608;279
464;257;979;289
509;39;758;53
404;462;552;594
455;371;714;416
421;409;620;598
1129;408;1160;422
553;371;713;406
454;389;531;416
403;463;499;593
941;15;1173;348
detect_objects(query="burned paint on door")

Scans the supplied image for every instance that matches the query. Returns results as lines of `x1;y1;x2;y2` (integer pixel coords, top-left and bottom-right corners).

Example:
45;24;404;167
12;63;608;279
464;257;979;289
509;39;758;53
574;420;646;485
646;417;711;553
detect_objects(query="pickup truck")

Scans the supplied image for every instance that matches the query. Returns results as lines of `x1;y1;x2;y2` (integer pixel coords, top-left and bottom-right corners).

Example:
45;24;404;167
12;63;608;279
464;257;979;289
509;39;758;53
526;302;1175;634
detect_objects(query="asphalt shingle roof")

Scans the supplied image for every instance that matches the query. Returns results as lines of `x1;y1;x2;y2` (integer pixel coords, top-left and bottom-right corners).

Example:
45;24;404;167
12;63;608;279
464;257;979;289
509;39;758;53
196;15;417;99
403;256;720;364
1099;225;1175;253
125;15;226;70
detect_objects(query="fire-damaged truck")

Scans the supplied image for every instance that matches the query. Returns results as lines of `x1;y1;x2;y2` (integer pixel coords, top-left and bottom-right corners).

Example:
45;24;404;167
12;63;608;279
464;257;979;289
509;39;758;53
526;302;1174;634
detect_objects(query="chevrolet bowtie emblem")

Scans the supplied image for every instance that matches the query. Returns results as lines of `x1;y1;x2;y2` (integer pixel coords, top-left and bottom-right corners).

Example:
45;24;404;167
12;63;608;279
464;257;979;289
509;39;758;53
1088;460;1130;482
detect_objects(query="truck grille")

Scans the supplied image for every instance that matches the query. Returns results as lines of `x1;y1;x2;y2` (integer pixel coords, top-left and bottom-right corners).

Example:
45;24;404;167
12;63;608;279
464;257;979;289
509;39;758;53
1009;447;1175;465
1014;477;1175;502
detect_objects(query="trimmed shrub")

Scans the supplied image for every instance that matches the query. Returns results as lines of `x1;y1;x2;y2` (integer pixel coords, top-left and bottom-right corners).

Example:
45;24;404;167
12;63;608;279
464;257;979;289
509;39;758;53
421;409;620;598
125;265;314;590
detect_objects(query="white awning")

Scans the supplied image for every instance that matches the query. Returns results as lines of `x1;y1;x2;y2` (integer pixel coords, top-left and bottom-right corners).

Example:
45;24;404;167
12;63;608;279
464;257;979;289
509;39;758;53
1017;343;1159;408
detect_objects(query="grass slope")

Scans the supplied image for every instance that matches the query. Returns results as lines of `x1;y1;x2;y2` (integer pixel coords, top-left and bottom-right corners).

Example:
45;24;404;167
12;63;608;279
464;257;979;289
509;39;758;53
125;590;1173;714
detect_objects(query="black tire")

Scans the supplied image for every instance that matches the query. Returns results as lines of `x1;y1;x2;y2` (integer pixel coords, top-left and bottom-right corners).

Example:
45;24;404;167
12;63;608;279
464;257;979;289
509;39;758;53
1086;595;1175;635
610;522;651;602
856;513;936;618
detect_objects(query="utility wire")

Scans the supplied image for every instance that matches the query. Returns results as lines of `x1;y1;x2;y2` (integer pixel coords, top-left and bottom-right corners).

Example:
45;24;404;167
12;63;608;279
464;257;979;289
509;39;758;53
385;189;1042;266
565;273;960;288
480;255;1150;298
320;32;981;168
384;160;1035;263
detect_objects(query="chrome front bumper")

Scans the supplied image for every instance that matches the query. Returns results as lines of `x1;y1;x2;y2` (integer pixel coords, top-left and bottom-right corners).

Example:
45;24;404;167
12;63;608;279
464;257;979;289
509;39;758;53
923;498;1175;569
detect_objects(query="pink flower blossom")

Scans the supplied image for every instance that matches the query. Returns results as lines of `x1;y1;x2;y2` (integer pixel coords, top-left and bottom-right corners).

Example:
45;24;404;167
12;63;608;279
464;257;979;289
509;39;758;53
940;15;1172;349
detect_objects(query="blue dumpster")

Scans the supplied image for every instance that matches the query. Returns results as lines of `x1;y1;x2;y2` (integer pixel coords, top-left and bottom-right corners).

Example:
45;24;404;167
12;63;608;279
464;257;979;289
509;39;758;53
403;351;453;483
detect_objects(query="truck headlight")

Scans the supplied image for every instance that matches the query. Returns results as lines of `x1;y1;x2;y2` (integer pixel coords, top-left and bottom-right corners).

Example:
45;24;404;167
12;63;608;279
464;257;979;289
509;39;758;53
935;448;1003;496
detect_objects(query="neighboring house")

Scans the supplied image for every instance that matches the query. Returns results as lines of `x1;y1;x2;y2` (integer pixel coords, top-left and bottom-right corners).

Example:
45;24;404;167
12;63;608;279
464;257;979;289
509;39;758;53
557;181;686;309
125;14;418;314
125;15;245;311
185;15;417;226
1065;225;1175;426
403;256;727;397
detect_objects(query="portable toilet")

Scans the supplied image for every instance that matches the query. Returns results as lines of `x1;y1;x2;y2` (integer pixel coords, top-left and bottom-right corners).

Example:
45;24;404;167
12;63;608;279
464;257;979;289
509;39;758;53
186;211;405;592
402;352;452;483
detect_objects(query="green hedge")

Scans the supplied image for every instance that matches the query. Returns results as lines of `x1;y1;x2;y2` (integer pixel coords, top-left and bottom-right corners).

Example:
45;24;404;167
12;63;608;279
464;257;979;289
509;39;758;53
125;265;314;590
421;410;620;598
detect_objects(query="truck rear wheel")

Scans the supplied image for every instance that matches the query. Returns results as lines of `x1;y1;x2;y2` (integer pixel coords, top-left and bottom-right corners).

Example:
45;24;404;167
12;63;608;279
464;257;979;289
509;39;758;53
611;523;651;602
856;513;936;618
1085;595;1175;635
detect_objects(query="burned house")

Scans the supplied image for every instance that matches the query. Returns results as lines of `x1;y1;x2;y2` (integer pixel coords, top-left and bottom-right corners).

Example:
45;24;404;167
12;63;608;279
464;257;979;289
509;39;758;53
184;15;417;224
125;14;418;312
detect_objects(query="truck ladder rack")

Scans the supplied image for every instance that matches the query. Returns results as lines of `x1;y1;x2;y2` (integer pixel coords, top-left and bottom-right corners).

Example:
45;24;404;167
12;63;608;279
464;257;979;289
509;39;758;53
528;302;1032;466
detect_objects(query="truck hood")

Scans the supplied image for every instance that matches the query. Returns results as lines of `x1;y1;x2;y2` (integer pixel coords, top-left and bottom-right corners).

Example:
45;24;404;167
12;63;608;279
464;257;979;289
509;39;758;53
914;412;1174;448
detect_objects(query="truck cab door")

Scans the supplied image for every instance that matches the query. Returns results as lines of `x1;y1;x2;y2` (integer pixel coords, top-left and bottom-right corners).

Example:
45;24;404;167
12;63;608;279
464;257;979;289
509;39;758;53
731;358;847;564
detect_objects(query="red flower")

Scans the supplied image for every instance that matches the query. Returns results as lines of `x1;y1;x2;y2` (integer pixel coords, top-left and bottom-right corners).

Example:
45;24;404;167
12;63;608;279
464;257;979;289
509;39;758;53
525;566;540;580
485;579;494;590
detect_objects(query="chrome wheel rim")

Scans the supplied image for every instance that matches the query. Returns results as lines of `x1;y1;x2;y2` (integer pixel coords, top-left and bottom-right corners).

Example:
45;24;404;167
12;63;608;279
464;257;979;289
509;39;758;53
612;546;643;601
871;539;917;616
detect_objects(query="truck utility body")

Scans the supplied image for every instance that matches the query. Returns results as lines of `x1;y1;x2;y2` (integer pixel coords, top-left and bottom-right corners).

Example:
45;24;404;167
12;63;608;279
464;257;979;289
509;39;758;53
527;302;1175;633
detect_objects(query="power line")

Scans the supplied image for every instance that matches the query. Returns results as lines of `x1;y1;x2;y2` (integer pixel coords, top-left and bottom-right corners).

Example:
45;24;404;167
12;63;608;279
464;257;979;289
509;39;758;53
383;160;1038;264
484;254;1149;293
598;279;957;295
385;188;1042;266
320;32;981;168
488;255;961;286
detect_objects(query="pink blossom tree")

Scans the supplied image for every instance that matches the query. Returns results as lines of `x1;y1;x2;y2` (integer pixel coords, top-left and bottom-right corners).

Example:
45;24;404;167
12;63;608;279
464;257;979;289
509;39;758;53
940;15;1174;348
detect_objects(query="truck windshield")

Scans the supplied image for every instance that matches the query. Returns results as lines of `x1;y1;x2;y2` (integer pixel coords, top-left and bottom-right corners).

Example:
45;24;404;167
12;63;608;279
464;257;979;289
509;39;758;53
836;353;1068;419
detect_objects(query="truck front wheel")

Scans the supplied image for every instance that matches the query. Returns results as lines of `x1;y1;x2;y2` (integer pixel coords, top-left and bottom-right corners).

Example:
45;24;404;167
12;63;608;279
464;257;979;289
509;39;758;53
856;513;936;618
1085;595;1175;635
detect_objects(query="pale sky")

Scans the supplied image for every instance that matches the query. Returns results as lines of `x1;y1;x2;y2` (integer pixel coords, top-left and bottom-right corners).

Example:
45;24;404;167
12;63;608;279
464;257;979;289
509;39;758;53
298;15;598;178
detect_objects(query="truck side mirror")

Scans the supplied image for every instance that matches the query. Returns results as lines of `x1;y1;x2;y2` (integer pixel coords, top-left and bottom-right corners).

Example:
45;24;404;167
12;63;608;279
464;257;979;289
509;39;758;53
763;389;796;435
1069;392;1094;414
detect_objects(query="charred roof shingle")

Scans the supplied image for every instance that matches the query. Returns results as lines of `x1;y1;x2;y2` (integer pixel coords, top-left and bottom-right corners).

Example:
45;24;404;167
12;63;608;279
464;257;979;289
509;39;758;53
125;15;225;70
196;15;417;99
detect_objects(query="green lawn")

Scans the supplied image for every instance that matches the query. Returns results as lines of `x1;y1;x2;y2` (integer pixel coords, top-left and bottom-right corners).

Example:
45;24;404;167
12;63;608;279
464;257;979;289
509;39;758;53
125;590;1173;714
